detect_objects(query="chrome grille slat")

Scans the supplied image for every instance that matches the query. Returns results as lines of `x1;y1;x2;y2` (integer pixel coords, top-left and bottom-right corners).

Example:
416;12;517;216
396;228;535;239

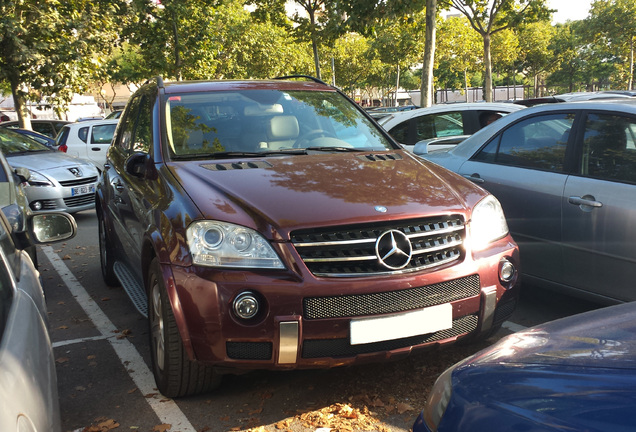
291;216;465;277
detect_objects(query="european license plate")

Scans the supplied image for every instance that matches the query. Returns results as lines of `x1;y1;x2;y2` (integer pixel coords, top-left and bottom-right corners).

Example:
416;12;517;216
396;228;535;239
350;303;452;345
71;183;96;196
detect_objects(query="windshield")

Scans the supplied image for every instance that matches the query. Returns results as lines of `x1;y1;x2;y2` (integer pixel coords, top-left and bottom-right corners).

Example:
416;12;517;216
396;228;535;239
0;129;53;155
164;89;395;159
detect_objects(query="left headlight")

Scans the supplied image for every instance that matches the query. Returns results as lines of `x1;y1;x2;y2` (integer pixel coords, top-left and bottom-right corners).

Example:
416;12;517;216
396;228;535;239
470;195;508;250
26;170;53;187
186;221;285;269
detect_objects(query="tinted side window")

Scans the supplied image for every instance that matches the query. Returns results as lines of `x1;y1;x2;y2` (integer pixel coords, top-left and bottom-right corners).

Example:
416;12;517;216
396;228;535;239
388;121;410;144
432;112;463;137
78;127;89;143
581;113;636;183
115;96;142;152
90;124;117;144
32;123;54;137
132;96;153;153
474;113;573;172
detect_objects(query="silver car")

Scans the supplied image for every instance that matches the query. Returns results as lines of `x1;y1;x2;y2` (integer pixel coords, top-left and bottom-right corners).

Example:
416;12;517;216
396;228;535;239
424;99;636;303
0;128;99;213
0;186;77;431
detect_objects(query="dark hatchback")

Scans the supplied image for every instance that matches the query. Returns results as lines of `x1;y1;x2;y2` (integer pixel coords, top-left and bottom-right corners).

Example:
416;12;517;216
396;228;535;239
97;77;521;397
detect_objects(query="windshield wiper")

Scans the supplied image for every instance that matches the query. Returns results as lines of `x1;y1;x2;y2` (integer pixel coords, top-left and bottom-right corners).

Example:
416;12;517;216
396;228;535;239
304;146;365;152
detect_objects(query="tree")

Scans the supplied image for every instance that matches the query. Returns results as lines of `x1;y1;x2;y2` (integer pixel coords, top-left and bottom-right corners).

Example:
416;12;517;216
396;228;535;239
515;20;555;96
0;0;127;128
449;0;552;101
586;0;636;89
421;0;438;107
547;22;588;92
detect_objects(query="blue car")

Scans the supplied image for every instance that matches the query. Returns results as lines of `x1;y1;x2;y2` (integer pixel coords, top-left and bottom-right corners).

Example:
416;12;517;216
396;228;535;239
414;301;636;432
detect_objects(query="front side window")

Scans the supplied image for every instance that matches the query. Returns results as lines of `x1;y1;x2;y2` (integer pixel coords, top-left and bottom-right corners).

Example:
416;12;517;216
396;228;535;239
415;112;464;143
581;113;636;183
90;124;117;144
115;96;142;152
473;113;574;172
164;90;394;158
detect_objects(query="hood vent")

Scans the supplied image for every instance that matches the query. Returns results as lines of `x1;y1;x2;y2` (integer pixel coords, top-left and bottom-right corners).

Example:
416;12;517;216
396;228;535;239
201;161;273;171
357;153;403;162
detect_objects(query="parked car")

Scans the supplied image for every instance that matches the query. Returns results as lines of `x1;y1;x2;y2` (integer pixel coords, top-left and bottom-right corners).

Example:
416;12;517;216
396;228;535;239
8;128;57;148
423;100;636;303
0;128;99;213
379;102;524;152
105;110;123;119
366;105;419;119
0;178;77;432
0;119;72;138
413;301;636;432
97;76;521;398
55;118;119;169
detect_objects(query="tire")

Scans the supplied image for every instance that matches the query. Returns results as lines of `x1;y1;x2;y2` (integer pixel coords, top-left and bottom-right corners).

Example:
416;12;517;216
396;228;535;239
147;258;221;398
98;213;119;286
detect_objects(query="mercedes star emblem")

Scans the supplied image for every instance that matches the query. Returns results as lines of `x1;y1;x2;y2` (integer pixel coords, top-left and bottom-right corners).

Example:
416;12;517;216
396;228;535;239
375;229;412;270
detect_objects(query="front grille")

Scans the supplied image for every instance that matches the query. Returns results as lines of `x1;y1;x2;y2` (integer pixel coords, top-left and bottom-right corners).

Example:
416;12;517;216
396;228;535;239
59;176;98;187
64;194;95;208
226;342;272;360
292;216;465;277
304;275;480;320
302;314;478;358
37;199;58;210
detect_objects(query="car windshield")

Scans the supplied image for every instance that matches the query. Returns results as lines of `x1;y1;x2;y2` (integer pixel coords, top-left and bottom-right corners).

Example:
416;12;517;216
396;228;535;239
0;129;53;155
164;89;394;159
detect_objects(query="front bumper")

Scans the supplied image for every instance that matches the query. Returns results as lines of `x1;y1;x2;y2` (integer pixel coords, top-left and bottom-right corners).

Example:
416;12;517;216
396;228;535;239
24;183;96;213
168;238;519;370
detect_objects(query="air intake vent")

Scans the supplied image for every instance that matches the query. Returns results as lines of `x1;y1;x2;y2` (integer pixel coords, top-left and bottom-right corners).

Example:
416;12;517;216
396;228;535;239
357;153;403;162
201;161;273;171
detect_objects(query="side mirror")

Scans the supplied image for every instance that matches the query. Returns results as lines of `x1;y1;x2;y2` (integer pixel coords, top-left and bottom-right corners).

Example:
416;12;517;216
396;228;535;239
14;167;31;183
125;152;150;178
29;212;77;244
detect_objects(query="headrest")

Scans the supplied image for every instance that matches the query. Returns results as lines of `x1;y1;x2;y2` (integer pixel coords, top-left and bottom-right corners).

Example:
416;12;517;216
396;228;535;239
268;116;299;140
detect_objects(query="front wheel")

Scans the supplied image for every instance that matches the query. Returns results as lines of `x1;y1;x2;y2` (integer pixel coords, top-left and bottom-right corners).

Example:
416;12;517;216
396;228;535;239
98;214;118;286
147;258;221;397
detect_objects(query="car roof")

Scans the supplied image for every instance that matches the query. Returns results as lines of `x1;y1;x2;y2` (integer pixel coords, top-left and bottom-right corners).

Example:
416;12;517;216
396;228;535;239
160;79;336;94
449;99;636;159
61;118;119;129
378;102;523;127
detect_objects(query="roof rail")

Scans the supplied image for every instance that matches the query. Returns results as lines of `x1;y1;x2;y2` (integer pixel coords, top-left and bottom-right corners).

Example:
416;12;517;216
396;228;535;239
273;75;329;86
142;76;165;88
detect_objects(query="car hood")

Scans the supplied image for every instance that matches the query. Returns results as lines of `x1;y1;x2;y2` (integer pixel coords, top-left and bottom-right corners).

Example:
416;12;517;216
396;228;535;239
167;151;486;235
7;151;98;175
466;302;636;370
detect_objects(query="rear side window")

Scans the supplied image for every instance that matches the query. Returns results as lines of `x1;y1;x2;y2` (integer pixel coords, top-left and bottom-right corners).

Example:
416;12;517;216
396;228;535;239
31;123;54;137
78;127;89;143
473;113;574;172
581;113;636;184
388;121;409;144
56;127;70;146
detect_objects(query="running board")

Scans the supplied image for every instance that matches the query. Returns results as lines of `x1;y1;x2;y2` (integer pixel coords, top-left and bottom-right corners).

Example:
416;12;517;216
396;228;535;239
113;262;148;318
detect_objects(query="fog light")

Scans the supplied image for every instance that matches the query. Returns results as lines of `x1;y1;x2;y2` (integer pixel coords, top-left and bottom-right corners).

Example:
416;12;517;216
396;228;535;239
233;292;259;319
499;259;516;283
31;201;42;211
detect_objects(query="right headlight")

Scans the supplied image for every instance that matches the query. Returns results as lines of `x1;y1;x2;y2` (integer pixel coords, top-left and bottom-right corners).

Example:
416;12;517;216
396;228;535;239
26;170;53;187
470;195;508;251
186;221;285;269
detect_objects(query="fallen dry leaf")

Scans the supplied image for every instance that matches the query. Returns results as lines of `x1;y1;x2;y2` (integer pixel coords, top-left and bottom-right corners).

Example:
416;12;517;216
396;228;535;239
56;357;69;364
152;424;171;432
62;255;72;260
396;402;414;414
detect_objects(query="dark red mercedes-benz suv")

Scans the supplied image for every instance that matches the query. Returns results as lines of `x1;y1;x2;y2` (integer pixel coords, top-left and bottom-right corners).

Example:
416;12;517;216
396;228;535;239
96;76;520;397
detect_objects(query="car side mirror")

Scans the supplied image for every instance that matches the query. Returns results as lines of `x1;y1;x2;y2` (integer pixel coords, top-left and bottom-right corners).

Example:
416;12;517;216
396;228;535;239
29;212;77;244
14;167;31;183
125;152;151;178
413;140;429;156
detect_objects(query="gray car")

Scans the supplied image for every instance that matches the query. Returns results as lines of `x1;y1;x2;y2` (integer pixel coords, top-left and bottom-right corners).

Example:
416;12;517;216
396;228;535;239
0;128;99;213
0;163;77;431
424;99;636;303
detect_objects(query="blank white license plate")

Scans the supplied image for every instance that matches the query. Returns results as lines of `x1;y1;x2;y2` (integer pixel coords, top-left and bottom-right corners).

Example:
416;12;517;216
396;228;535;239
71;183;95;196
350;303;452;345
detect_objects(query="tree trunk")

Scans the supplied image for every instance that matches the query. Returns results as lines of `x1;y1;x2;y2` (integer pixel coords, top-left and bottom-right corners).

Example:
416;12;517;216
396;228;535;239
420;0;437;107
395;65;400;107
464;69;469;102
629;36;634;90
172;15;182;81
483;33;493;102
10;78;31;130
309;10;321;80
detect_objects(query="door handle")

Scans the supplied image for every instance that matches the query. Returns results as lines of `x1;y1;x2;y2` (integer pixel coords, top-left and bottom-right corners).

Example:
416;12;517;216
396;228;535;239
568;195;603;209
462;173;485;184
113;180;125;192
91;147;102;151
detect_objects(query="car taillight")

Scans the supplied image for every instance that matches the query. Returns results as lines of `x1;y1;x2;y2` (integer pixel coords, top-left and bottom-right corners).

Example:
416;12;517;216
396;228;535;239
58;144;67;152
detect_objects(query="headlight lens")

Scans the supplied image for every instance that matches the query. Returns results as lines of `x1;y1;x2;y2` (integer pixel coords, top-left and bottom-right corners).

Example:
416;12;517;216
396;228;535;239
26;170;53;187
471;195;508;250
423;365;455;430
186;221;284;269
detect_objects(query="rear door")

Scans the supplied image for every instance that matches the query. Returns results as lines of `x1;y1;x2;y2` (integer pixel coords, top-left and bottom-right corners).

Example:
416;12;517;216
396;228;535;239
86;122;117;168
562;111;636;301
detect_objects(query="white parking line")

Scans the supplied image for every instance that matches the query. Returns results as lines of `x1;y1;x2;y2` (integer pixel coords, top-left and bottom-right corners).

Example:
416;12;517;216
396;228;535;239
43;246;196;432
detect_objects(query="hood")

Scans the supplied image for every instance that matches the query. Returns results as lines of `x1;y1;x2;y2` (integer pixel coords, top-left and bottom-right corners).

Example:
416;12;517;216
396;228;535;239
7;151;98;174
167;151;487;234
467;302;636;371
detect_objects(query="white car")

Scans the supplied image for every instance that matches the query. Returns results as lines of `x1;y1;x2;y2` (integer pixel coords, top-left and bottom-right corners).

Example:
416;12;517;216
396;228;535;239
378;102;524;153
55;119;118;169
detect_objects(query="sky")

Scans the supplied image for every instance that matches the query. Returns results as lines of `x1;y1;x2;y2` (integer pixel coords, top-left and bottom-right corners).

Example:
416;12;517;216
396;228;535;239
548;0;593;23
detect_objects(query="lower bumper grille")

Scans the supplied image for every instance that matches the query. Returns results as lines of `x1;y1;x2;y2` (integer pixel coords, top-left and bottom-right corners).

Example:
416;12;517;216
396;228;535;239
226;341;273;360
303;275;480;320
302;314;478;358
64;193;95;208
